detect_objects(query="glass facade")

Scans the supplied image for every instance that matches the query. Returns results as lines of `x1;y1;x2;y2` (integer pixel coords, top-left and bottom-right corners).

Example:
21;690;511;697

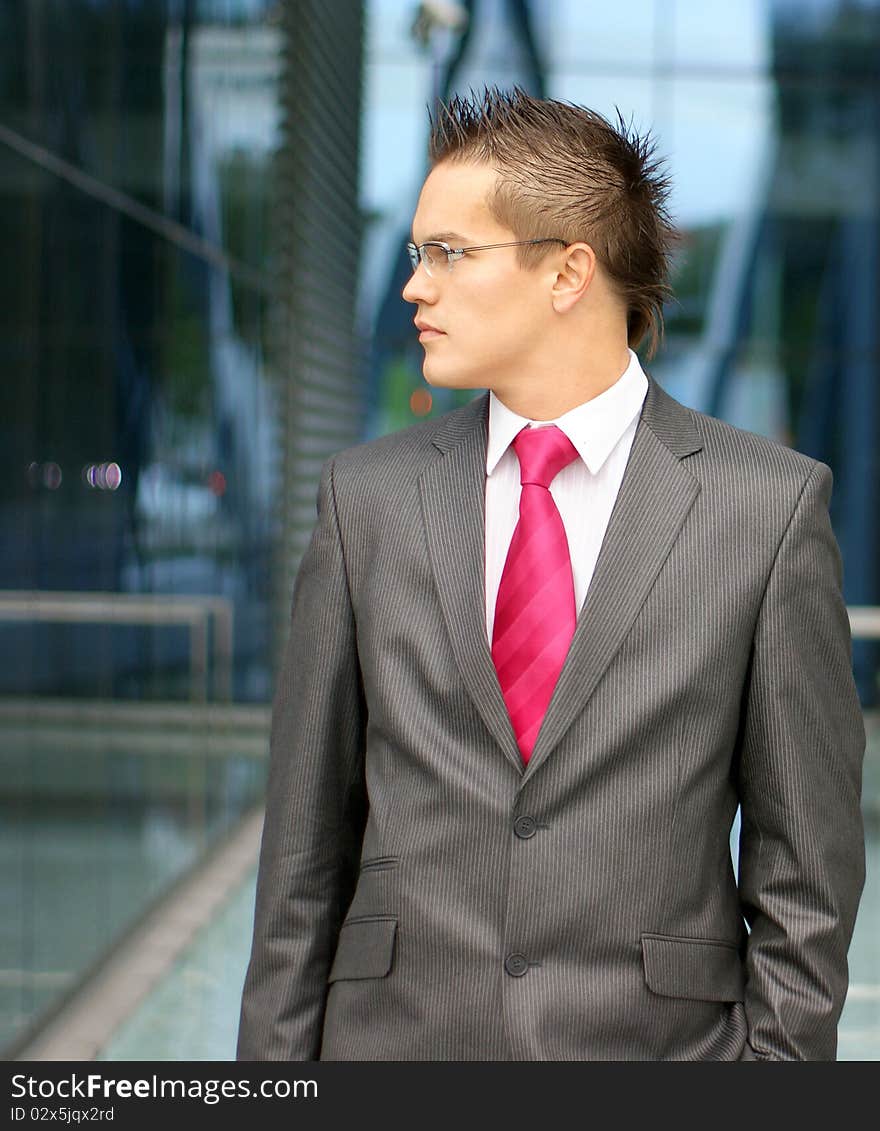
2;0;878;1057
1;0;364;1054
1;1;283;702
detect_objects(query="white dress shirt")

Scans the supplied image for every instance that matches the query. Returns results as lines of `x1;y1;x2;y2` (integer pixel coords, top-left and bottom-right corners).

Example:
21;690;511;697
485;349;649;643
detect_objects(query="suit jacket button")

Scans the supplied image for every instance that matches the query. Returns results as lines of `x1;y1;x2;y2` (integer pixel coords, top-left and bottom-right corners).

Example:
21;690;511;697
514;815;537;839
504;953;529;977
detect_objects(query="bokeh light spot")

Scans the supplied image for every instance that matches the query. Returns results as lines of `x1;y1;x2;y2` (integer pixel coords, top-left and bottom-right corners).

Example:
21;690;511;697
410;388;433;416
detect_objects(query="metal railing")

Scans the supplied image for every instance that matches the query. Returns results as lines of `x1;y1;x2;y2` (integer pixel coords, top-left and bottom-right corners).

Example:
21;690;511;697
848;607;880;640
0;590;233;702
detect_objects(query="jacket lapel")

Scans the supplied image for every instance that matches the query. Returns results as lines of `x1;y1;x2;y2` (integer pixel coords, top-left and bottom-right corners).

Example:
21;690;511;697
419;395;524;772
523;375;704;781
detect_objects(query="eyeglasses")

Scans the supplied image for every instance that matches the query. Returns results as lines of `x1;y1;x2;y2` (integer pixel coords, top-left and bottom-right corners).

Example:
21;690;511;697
406;238;567;277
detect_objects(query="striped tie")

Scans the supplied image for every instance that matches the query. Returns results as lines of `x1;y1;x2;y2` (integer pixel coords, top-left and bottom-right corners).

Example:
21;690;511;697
492;425;579;764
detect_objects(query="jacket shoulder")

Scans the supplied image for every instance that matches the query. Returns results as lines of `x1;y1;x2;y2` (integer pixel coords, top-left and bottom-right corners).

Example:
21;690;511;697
691;408;818;477
641;376;828;524
645;376;822;486
330;395;486;480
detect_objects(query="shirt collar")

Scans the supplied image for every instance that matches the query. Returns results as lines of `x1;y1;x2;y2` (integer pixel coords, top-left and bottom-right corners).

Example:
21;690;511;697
486;349;649;477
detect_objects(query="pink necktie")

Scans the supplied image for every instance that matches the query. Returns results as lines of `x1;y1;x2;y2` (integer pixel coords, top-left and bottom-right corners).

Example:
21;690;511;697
492;425;579;764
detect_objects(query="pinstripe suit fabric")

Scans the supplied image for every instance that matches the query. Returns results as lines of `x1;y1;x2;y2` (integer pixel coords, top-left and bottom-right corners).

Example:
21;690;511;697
237;376;865;1061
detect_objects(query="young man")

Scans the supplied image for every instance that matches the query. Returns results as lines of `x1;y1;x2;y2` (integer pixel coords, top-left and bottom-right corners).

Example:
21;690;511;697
237;87;865;1061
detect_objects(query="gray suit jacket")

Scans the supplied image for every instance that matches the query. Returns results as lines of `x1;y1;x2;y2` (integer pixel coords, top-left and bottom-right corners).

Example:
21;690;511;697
237;376;865;1061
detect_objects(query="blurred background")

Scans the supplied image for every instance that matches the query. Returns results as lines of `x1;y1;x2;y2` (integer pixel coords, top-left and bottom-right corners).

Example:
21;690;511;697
1;0;878;1060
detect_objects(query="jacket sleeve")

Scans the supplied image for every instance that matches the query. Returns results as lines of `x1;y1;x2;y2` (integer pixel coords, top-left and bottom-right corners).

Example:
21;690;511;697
736;460;865;1060
237;458;367;1060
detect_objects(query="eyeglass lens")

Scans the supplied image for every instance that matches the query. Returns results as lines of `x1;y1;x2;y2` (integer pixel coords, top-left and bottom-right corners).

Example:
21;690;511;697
409;243;448;276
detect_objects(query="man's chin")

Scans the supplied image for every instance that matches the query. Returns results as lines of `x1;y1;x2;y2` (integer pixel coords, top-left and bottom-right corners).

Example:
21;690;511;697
422;366;483;392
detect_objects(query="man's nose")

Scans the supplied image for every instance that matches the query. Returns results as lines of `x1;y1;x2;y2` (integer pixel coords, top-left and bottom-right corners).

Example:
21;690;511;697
402;264;436;305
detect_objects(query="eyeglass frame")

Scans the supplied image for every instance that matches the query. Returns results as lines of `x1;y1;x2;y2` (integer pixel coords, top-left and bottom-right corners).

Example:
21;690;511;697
406;237;567;276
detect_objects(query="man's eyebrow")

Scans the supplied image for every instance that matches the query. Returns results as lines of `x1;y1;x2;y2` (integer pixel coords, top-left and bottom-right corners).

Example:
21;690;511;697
410;230;470;245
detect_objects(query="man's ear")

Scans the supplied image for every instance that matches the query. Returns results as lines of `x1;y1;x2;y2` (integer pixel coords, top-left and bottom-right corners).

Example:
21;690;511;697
550;243;597;314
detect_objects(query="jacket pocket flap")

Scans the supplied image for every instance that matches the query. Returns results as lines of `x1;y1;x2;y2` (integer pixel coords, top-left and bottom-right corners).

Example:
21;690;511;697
328;916;397;983
641;933;745;1002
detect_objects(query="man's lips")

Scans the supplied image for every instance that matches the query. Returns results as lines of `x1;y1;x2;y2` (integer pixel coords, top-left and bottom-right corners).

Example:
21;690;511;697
415;321;445;340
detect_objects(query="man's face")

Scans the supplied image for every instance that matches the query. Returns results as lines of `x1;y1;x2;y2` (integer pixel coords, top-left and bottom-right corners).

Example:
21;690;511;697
402;161;555;399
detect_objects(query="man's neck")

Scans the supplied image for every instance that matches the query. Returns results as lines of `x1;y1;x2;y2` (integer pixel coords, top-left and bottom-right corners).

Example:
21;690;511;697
491;345;633;421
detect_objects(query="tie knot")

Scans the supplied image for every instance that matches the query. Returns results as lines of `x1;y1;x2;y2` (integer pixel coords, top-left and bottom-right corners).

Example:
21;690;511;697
512;425;579;488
